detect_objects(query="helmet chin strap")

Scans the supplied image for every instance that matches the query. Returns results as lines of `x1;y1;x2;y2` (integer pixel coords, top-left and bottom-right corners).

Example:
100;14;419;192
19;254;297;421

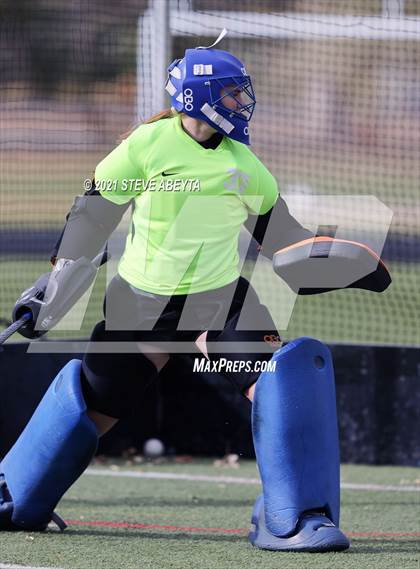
196;28;228;50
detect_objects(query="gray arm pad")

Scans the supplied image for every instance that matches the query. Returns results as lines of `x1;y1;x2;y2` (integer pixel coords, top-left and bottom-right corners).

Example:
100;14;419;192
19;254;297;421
55;194;131;261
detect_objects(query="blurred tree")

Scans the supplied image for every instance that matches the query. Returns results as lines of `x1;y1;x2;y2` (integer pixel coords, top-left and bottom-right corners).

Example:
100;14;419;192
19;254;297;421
0;0;144;95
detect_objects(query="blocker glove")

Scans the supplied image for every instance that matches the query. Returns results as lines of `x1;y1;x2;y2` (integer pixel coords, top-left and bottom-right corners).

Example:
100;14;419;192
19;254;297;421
245;197;391;295
272;237;391;295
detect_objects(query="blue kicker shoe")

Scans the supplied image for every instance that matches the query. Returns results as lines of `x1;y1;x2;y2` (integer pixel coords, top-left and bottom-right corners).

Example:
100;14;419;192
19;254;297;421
0;476;66;532
249;495;350;552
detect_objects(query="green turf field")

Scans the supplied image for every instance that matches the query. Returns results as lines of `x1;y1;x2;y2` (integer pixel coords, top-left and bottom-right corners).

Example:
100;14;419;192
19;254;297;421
1;258;419;346
0;460;418;569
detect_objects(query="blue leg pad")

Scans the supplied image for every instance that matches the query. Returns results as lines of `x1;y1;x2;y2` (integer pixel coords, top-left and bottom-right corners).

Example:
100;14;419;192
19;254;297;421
251;337;348;549
0;359;98;530
249;494;350;552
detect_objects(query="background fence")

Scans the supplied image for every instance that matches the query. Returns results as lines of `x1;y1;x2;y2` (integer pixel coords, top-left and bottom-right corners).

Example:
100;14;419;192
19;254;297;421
1;0;419;346
1;342;418;465
0;0;419;463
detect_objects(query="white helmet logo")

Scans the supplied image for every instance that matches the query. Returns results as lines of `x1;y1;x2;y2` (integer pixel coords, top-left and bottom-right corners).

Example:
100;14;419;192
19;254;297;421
184;88;194;111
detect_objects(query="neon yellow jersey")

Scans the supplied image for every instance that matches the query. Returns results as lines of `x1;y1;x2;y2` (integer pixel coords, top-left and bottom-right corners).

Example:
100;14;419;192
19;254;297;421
95;115;278;294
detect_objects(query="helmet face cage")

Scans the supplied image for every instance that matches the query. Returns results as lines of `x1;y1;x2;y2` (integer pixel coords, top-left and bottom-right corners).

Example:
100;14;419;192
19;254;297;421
207;76;256;122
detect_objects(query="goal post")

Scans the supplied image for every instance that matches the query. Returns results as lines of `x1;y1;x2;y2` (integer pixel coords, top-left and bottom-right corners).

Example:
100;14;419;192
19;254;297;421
137;0;420;121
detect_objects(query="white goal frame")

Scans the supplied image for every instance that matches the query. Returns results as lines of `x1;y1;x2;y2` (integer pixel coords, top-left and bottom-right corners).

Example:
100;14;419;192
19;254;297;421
137;0;420;121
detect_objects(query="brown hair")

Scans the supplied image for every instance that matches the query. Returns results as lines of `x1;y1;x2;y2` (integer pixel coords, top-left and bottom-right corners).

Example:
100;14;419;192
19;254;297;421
120;108;180;141
144;108;179;124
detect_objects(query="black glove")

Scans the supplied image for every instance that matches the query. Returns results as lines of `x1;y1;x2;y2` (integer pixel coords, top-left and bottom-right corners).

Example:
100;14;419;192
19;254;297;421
12;272;51;339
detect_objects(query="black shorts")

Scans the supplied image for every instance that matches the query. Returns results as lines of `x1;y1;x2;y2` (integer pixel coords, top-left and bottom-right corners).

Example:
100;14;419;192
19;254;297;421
84;274;280;395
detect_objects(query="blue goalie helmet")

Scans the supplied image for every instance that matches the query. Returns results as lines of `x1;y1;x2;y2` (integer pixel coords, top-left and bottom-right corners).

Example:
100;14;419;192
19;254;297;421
165;45;256;145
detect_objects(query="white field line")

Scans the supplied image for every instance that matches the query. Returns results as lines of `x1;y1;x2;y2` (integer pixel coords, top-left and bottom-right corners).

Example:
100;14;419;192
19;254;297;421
84;468;420;492
0;565;63;569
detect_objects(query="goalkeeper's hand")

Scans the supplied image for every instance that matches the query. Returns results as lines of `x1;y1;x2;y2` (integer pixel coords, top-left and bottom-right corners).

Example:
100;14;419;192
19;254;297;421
12;254;106;339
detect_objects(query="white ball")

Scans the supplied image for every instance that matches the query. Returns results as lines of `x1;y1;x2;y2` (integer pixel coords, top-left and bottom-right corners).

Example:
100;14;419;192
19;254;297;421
143;438;165;458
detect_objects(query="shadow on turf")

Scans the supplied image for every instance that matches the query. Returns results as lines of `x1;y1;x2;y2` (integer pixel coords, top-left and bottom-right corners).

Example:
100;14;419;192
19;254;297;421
345;501;416;506
65;527;245;543
346;539;420;554
62;497;254;508
60;529;420;553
